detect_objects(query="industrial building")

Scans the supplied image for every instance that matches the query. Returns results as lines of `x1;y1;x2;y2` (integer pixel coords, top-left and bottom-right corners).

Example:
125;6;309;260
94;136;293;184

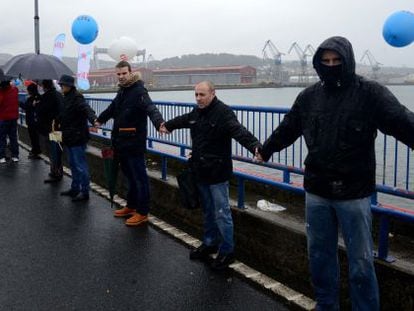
88;67;153;88
152;66;256;87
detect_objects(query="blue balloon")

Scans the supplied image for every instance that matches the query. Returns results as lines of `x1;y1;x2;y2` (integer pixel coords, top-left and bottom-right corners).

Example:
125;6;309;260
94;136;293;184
71;15;99;45
383;11;414;47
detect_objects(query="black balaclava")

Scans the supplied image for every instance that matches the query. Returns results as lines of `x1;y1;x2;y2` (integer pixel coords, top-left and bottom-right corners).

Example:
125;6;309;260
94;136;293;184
313;36;356;88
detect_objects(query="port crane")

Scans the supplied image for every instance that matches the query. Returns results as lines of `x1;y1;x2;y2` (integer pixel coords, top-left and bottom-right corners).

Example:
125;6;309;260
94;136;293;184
360;50;381;80
262;40;284;83
288;42;313;83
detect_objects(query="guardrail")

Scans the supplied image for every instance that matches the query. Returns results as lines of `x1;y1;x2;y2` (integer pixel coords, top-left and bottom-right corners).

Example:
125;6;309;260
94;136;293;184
18;93;413;262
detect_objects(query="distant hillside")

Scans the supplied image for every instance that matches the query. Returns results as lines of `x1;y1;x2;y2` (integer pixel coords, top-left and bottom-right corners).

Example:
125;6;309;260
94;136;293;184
148;53;263;69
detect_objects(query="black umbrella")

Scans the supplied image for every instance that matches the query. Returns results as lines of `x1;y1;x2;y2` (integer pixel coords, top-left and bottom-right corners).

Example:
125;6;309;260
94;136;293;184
0;68;13;81
3;53;73;80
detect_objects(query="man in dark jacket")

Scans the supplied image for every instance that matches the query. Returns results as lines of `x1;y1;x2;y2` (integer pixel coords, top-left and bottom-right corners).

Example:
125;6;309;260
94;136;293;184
257;36;414;310
20;83;41;159
37;80;64;183
58;75;97;202
95;61;164;225
162;81;261;270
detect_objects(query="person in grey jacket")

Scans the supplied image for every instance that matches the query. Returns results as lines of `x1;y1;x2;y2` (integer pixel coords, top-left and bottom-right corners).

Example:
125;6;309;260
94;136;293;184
257;36;414;310
162;81;261;270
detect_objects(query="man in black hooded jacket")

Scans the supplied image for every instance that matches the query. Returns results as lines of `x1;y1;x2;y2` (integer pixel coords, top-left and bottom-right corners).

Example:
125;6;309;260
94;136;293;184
257;36;414;310
95;61;164;226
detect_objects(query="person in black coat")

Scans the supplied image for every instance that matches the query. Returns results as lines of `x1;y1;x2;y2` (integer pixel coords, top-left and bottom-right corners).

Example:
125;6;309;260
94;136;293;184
57;75;97;202
37;80;64;183
20;83;41;159
162;81;261;270
95;61;164;225
256;36;414;310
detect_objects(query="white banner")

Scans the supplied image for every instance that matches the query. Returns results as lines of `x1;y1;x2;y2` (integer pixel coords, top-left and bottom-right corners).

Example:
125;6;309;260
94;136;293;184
52;33;66;60
77;44;92;90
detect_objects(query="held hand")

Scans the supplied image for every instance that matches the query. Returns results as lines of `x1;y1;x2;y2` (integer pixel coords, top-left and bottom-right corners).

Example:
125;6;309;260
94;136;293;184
253;147;264;163
158;122;170;135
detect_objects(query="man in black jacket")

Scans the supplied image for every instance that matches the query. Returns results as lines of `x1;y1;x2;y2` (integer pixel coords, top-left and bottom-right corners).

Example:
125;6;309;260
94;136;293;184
58;75;97;202
257;36;414;310
95;61;164;226
37;80;64;183
162;81;261;270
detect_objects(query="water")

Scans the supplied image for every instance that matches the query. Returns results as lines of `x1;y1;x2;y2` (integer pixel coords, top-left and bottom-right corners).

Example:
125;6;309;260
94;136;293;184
89;85;414;111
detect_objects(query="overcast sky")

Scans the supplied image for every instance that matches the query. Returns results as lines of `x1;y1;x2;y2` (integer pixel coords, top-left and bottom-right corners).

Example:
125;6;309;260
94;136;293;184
3;0;414;67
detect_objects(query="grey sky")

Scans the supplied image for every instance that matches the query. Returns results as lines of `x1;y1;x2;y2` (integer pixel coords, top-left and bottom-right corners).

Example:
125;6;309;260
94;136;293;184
3;0;414;67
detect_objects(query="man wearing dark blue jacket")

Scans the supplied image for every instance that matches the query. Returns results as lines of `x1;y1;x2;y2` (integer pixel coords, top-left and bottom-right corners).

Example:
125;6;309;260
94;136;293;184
95;61;164;226
257;36;414;310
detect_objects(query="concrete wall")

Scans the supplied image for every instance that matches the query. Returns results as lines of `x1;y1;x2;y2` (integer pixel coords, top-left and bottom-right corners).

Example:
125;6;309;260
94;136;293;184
18;126;414;310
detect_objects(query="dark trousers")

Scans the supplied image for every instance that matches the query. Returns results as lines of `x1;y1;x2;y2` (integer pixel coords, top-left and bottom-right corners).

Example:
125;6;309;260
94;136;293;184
119;154;150;215
27;124;41;155
40;134;63;179
0;119;19;158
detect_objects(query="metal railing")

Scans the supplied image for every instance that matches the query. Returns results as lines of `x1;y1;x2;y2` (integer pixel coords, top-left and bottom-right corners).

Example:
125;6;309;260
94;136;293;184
18;93;413;262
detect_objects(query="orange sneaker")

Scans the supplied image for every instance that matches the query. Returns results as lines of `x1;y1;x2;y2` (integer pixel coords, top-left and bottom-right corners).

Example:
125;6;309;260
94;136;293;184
125;213;148;226
114;207;136;218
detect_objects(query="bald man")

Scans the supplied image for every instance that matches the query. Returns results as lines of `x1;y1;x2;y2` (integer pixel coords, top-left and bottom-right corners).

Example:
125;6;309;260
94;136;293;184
163;81;261;270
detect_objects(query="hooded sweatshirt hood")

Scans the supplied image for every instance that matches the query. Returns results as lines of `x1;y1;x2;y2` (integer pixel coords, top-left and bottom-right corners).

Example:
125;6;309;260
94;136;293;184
313;36;356;87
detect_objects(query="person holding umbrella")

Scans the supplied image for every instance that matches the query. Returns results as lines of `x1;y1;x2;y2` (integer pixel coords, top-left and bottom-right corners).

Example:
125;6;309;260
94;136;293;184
94;61;165;226
57;75;97;202
0;69;19;163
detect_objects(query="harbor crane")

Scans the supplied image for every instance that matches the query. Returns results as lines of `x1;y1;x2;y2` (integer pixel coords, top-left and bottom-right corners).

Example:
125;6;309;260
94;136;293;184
360;50;381;80
262;40;284;83
288;42;312;83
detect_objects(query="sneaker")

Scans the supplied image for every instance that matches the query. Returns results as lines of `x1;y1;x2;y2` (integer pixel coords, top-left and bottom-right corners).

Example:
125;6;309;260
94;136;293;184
189;244;218;260
60;189;79;197
0;158;6;164
11;157;19;163
114;207;136;218
211;252;235;270
71;192;89;202
125;213;148;226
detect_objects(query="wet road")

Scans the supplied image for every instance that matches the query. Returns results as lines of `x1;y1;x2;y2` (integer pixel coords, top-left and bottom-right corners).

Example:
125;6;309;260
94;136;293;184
0;148;289;311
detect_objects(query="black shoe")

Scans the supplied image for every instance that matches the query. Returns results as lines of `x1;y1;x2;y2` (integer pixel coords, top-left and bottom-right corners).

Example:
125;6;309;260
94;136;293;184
211;253;235;270
60;189;79;197
189;244;218;260
44;177;62;184
72;193;89;202
28;153;41;159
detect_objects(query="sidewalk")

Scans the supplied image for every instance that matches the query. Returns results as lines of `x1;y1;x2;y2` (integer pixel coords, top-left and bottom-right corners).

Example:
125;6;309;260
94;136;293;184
0;148;292;311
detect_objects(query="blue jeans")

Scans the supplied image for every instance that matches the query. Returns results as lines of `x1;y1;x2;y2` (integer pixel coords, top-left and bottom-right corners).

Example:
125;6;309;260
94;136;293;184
306;192;379;311
0;119;19;158
119;154;150;215
197;181;234;254
67;145;90;194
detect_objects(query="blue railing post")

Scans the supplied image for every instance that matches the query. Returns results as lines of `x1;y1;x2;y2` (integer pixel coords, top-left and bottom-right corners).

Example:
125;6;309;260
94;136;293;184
283;169;290;184
237;176;246;209
371;192;378;206
376;215;395;263
180;146;186;157
161;156;167;181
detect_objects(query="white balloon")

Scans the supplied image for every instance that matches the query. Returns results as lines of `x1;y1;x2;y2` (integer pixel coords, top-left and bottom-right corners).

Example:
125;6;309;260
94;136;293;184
108;36;138;61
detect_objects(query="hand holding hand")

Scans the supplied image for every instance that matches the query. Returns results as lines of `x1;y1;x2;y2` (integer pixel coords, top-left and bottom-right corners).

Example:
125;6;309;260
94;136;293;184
159;122;170;135
253;147;264;163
